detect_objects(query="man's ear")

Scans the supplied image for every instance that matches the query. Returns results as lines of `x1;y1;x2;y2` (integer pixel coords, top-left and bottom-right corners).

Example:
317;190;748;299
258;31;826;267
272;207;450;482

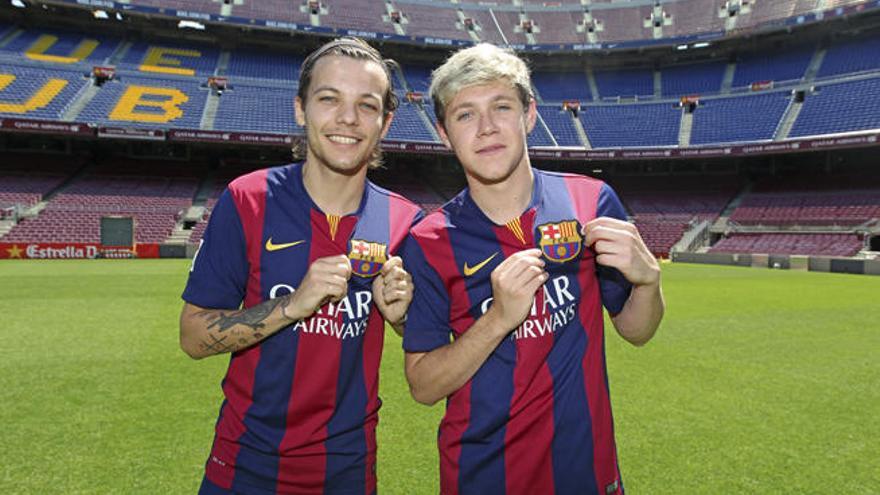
380;112;394;139
525;97;537;134
436;122;452;149
294;96;306;127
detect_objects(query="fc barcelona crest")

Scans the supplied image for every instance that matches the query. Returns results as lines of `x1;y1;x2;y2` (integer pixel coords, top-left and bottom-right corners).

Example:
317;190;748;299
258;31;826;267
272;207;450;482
348;239;388;278
537;220;582;263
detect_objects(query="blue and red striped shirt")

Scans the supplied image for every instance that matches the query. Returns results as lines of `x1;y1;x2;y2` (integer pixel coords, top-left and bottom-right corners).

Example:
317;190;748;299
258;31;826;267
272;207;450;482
183;162;421;494
402;169;632;495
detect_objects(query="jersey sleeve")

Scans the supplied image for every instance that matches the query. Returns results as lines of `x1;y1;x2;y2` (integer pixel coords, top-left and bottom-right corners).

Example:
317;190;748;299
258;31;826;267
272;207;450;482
400;234;453;353
181;189;249;309
596;183;633;315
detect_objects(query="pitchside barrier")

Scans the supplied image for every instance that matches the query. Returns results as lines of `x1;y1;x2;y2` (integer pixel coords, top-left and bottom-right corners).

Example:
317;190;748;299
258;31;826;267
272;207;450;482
672;252;880;276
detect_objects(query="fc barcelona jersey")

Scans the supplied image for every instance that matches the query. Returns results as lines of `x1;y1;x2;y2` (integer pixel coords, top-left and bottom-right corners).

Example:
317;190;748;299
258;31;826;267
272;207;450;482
402;169;632;495
182;162;421;494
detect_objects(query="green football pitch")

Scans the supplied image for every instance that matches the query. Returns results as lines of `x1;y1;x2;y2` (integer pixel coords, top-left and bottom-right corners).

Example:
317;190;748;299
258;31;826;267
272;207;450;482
0;260;877;494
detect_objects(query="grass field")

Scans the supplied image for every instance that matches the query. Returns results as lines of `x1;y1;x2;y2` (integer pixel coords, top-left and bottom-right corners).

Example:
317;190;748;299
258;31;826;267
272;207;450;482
0;260;877;494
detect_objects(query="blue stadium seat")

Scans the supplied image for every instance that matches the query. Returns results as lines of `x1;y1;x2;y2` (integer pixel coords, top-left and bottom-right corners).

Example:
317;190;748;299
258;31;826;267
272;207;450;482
580;103;680;148
226;50;302;82
732;45;814;88
532;71;591;102
213;84;299;134
0;28;120;65
78;75;207;129
594;68;654;98
537;105;581;147
790;77;880;137
0;65;90;120
117;42;220;77
662;61;726;97
385;102;435;142
818;36;880;78
690;93;789;145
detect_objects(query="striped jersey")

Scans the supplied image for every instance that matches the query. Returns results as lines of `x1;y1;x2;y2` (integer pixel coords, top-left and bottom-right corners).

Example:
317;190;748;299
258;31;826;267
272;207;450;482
182;162;421;494
402;168;632;495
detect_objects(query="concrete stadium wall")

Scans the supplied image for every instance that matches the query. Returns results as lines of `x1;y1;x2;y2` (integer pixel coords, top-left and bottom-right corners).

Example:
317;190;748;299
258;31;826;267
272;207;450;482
672;252;879;276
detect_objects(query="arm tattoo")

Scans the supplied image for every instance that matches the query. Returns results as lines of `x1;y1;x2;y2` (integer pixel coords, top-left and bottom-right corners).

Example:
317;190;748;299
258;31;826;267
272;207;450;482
206;297;286;333
199;334;234;354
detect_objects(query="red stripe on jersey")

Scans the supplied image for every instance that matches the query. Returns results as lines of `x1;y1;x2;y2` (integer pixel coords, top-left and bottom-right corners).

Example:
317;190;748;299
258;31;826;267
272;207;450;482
207;169;269;489
494;212;557;495
275;211;357;493
414;212;475;495
564;175;621;493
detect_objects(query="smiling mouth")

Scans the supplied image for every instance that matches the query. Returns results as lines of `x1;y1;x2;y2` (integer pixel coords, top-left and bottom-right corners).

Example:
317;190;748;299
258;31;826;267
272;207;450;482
477;144;505;154
327;135;361;144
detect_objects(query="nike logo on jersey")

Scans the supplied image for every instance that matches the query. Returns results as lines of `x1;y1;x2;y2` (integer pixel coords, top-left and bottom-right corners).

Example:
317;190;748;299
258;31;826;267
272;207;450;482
265;238;306;252
463;253;498;277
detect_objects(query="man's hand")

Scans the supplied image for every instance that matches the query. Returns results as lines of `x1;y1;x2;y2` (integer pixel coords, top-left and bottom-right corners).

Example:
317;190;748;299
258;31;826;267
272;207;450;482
485;248;548;332
583;217;660;287
373;256;413;334
288;254;352;320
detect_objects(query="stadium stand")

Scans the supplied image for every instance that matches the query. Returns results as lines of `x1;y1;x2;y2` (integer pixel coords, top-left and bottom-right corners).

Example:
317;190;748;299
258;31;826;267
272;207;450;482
612;176;740;257
710;233;864;256
731;45;815;88
385;102;435;142
816;35;880;78
690;92;791;145
580;103;680;148
593;67;654;99
212;84;299;134
3;162;199;244
532;70;591;102
396;4;466;42
789;77;880;137
0;28;120;65
400;63;433;93
116;42;220;76
0;65;91;121
76;75;208;129
662;61;727;97
537;105;582;147
225;50;301;81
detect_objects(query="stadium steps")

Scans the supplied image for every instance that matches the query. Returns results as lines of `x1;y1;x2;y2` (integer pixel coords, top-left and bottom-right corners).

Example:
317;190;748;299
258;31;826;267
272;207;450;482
0;27;22;50
107;41;133;66
653;70;661;99
0;219;16;238
804;47;827;82
586;67;600;102
678;108;693;147
571;112;591;149
416;104;441;142
721;62;736;94
534;111;559;147
711;183;754;233
773;95;803;141
61;82;101;122
200;91;221;130
191;171;215;207
216;51;231;75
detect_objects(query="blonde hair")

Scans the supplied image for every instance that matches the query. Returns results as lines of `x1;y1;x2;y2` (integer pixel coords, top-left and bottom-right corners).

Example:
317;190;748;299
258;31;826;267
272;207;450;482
429;43;533;127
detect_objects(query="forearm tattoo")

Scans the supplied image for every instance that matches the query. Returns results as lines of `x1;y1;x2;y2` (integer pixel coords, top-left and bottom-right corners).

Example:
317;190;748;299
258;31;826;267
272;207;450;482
206;297;287;332
196;295;295;354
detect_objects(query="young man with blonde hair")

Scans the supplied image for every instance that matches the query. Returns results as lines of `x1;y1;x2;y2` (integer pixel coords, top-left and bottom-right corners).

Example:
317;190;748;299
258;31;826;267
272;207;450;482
401;43;664;494
180;37;421;494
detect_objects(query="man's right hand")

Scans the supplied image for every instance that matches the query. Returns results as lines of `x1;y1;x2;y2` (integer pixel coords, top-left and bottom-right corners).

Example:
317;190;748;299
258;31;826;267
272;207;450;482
288;254;352;320
486;248;548;332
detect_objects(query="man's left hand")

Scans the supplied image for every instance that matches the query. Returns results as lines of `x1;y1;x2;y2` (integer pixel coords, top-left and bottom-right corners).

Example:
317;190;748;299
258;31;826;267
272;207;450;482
583;217;660;287
373;256;413;334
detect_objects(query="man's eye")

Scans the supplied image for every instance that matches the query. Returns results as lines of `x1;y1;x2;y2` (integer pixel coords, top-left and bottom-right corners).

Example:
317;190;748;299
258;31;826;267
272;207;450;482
456;112;472;122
